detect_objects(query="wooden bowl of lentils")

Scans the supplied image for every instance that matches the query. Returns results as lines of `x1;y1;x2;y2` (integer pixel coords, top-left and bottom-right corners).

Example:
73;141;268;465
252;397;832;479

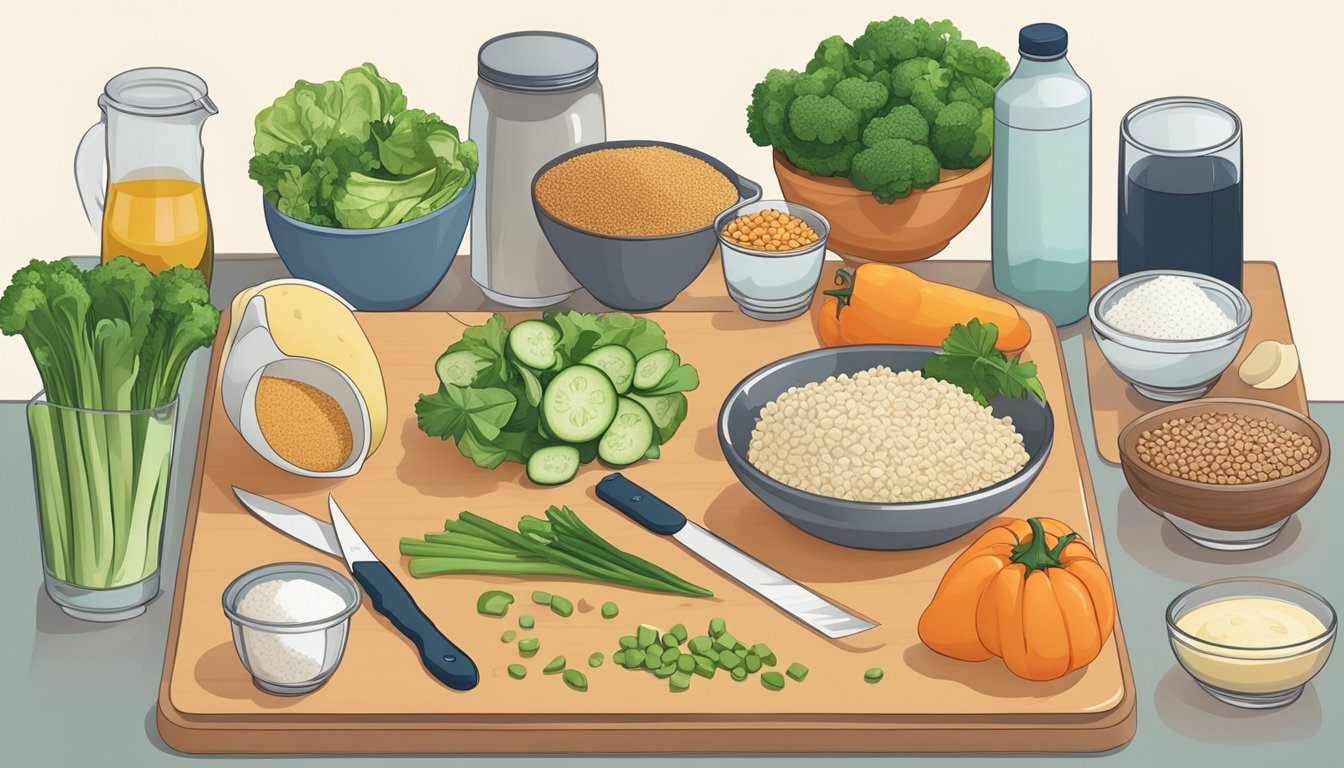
1119;398;1330;551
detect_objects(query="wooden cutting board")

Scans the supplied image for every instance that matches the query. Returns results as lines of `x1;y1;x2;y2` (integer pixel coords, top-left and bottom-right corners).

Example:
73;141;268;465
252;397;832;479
158;298;1135;754
1085;261;1308;464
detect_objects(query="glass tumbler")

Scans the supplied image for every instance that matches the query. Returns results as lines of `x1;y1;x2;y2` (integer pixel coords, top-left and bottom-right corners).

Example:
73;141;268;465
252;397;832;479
222;562;362;695
1119;97;1243;288
28;394;178;621
716;200;830;321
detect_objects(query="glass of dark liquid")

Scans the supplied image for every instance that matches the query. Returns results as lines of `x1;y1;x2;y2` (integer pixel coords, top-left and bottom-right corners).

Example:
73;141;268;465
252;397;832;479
1119;97;1243;288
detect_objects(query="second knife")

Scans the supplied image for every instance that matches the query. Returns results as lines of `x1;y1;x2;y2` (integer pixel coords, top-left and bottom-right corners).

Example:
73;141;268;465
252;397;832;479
596;473;877;639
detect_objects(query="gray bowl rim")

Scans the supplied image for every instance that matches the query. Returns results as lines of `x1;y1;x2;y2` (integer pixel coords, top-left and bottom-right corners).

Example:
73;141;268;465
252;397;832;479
1165;576;1338;655
713;199;831;259
531;139;760;241
717;344;1055;511
1088;268;1252;350
222;561;361;633
261;174;475;237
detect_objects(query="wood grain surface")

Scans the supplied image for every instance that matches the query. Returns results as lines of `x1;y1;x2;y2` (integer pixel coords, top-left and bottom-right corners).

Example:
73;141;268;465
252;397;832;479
1085;261;1308;464
157;270;1135;754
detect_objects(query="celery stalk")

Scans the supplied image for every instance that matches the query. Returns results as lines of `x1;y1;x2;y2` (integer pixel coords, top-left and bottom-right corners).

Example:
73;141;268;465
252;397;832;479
28;407;70;581
115;413;173;585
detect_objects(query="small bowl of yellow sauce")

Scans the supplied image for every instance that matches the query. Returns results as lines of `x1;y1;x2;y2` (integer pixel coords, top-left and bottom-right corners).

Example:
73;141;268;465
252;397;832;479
1166;577;1336;709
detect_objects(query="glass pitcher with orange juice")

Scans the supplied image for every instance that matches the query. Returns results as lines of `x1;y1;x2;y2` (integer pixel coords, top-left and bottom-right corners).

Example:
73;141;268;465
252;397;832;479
75;68;217;285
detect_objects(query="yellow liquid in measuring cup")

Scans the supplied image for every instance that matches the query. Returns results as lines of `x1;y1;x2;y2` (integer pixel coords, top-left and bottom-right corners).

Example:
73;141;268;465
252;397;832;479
101;178;213;283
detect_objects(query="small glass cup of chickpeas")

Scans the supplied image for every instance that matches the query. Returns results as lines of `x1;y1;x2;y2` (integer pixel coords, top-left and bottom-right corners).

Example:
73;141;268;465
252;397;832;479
715;200;830;321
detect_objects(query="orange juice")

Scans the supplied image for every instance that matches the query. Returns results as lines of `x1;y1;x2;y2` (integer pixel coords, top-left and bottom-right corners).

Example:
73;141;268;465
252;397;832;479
101;178;213;283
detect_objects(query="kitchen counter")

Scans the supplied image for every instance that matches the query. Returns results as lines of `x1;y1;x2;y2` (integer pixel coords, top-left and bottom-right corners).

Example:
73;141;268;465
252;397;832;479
1;256;1339;765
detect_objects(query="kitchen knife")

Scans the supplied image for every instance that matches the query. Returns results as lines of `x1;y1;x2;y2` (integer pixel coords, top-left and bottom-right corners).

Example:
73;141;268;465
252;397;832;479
595;473;877;639
231;487;479;691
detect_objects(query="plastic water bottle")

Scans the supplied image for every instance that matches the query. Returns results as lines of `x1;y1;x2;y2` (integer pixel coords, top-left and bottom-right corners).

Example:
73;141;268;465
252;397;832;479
991;23;1092;326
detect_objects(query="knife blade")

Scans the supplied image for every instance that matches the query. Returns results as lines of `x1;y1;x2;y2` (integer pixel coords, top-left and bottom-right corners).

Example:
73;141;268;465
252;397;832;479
232;488;341;555
231;487;479;691
595;473;878;639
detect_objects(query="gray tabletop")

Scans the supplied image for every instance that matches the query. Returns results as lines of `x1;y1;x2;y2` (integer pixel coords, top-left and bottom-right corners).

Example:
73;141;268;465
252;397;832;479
1;256;1339;766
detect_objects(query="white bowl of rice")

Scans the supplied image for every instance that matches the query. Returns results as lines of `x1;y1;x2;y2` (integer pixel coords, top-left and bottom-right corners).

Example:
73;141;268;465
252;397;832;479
1089;270;1251;402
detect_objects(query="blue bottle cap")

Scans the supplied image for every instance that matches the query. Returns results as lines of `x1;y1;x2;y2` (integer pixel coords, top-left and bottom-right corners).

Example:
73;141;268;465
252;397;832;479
1019;23;1068;60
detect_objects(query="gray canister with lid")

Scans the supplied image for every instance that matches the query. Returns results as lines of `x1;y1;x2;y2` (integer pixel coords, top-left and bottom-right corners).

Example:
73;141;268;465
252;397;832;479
469;31;606;307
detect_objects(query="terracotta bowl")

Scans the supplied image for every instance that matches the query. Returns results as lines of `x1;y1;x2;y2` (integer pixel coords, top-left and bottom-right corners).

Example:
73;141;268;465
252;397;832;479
1118;398;1330;551
771;151;991;264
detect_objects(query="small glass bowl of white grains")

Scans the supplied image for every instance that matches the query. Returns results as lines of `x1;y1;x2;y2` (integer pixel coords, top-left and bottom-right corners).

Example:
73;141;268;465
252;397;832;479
1088;269;1251;402
222;562;361;695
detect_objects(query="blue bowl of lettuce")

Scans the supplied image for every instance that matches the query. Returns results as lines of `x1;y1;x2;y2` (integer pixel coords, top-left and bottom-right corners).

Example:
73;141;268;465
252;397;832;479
251;63;477;311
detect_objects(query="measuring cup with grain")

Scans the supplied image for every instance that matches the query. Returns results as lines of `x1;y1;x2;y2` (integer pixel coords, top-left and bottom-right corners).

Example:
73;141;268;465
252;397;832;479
221;279;386;478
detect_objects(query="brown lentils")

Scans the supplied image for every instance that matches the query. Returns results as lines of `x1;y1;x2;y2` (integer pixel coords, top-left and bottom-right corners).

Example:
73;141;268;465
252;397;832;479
255;376;353;473
1136;412;1318;485
722;208;820;252
534;146;738;237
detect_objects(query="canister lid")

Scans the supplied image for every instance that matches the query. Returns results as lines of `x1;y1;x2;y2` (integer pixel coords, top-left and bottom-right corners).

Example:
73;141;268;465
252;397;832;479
478;31;599;92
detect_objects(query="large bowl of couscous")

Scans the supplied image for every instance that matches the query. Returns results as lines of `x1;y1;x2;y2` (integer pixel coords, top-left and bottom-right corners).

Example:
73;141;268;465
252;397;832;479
718;345;1054;550
532;140;761;311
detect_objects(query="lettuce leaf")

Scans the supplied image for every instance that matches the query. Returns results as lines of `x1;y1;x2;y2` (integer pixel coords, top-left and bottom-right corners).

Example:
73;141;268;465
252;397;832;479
250;63;475;229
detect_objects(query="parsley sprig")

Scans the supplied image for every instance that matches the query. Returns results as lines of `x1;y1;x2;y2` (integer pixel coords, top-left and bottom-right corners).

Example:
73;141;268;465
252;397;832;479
922;319;1046;407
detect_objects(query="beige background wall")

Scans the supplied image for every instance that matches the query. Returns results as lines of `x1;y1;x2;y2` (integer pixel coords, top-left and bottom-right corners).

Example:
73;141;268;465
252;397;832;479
3;0;1342;399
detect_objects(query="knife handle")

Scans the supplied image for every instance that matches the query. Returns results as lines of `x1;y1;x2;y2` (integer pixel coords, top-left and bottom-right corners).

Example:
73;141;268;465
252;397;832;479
596;473;687;534
351;560;480;691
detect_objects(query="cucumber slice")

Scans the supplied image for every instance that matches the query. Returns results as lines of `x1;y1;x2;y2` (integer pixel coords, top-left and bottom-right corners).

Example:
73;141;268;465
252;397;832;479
541;364;618;443
581;345;637;394
508;320;560;370
513;362;544;407
435;350;486;387
628;392;681;430
598;398;655;466
638;365;699;396
655;394;688;445
633;349;679;391
526;445;581;486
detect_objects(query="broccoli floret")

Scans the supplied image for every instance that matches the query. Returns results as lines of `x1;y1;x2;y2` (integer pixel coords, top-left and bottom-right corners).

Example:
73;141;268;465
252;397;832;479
792;67;842;98
133;266;219;409
746;68;801;148
931;102;993;169
854;17;961;66
0;259;95;407
910;78;949;125
789;143;862;177
862;105;928;147
849;139;941;203
806;35;856;75
832;78;889;120
944;39;1011;88
788;94;860;144
86;255;155;350
747;68;861;177
891;57;933;99
911;143;941;186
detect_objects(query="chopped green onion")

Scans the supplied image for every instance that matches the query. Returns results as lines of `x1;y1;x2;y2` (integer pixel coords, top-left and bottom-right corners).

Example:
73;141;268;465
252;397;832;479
476;590;514;616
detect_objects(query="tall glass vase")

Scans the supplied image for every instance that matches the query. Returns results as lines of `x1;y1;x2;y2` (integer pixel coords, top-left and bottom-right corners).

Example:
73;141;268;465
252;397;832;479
27;394;177;621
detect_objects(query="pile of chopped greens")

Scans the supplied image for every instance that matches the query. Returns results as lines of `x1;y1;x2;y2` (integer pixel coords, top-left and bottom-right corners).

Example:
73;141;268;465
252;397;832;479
416;310;697;483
